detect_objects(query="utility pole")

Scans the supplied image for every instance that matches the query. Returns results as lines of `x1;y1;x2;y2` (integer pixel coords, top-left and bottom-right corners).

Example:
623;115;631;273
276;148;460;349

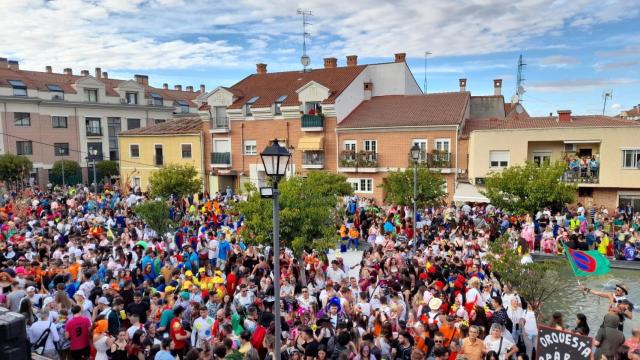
424;51;432;93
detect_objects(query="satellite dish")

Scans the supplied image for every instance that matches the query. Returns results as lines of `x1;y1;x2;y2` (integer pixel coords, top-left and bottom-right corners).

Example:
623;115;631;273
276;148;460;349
301;55;310;67
515;104;524;114
511;94;519;104
517;85;526;95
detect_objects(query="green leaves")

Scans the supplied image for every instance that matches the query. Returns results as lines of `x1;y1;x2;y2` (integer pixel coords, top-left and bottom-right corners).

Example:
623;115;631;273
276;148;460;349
236;171;353;256
134;200;175;238
96;160;119;179
0;154;32;185
148;164;201;199
52;160;81;177
482;161;576;215
380;166;447;207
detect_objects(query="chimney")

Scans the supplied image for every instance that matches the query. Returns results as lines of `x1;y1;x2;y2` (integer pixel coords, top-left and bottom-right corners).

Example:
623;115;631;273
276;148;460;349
459;78;467;92
8;60;19;70
95;67;102;78
493;79;502;96
557;110;572;123
102;72;108;79
394;53;406;63
64;68;73;75
134;74;148;85
81;69;89;76
0;58;7;68
200;84;206;94
45;65;52;73
186;85;194;92
163;83;169;90
256;63;267;74
323;57;337;69
346;55;358;67
174;85;182;91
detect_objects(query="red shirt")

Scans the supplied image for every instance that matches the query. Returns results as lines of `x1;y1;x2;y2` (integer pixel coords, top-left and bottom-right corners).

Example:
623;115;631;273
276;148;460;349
226;273;237;295
170;318;187;349
65;315;91;350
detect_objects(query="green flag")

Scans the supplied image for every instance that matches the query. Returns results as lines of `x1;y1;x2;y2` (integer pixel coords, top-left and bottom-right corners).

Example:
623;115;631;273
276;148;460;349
562;243;611;277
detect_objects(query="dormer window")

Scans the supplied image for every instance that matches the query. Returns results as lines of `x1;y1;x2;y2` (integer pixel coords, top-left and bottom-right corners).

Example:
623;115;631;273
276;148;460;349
150;92;163;106
305;102;321;115
245;96;259;116
86;89;98;102
8;80;27;96
47;84;64;100
126;92;138;105
177;100;189;113
274;95;287;115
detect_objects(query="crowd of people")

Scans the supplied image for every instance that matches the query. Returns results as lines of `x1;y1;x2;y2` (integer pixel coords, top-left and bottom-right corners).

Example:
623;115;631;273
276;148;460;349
0;183;638;360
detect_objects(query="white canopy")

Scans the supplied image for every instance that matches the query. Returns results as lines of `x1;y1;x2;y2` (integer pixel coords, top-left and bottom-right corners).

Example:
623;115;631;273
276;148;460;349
453;182;490;203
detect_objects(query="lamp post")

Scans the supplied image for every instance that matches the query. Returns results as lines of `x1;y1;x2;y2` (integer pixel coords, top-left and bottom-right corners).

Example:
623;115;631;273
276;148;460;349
88;149;98;193
259;139;291;360
410;144;421;251
55;146;66;187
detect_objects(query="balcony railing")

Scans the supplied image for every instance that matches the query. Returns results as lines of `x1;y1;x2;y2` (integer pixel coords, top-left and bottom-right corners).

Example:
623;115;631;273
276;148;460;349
561;169;599;184
409;151;453;168
301;114;324;129
86;128;103;137
302;151;324;168
211;116;229;132
340;150;378;168
211;152;231;165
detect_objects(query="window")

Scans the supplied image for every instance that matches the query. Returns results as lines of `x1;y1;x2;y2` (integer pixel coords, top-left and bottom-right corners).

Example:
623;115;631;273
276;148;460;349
619;194;640;213
127;118;141;130
86;117;102;136
177;100;189;113
490;150;509;168
132;177;141;188
150;93;163;106
52;116;68;128
154;144;164;165
274;95;287;115
343;140;356;151
155;119;166;124
305;102;321;115
622;149;640;169
348;178;373;193
181;144;192;159
86;89;98;102
47;84;64;99
245;96;259;116
244;140;257;155
533;152;551;166
129;144;140;158
54;143;69;156
435;139;451;153
213;106;228;128
364;140;377;153
107;117;121;160
14;112;31;126
412;139;428;161
16;141;32;155
578;188;593;197
125;92;138;105
8;80;27;96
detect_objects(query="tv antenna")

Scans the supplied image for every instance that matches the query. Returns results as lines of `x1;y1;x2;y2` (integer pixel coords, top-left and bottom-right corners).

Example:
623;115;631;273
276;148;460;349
602;90;613;115
513;54;527;103
297;8;313;71
424;51;432;93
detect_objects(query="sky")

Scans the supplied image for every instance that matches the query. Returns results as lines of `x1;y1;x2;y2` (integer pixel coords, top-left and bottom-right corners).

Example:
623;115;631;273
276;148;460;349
1;0;639;116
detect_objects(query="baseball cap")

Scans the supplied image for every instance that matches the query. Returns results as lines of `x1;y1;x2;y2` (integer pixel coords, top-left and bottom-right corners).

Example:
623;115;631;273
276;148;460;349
26;286;36;292
97;297;110;305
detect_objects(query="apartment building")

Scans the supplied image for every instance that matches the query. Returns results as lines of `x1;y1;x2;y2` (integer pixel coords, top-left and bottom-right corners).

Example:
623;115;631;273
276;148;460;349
199;53;422;192
618;104;640;121
464;111;640;209
0;58;200;185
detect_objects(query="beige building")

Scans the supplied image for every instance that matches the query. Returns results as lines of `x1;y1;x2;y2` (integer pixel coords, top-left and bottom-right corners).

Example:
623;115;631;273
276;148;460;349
465;110;640;209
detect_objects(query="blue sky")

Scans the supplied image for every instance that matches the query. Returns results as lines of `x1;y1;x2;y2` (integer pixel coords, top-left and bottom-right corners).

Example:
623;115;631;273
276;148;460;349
1;0;638;116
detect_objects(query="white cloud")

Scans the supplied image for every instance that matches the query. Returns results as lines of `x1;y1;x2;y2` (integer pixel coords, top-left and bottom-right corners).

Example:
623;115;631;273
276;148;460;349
611;103;621;109
537;55;581;68
528;78;637;92
0;0;638;73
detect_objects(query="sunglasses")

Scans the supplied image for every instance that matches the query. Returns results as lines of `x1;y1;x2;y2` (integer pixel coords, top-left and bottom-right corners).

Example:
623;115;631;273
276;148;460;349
434;339;444;343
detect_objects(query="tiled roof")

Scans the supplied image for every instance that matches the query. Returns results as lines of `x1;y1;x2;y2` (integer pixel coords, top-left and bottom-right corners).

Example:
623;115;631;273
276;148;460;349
337;92;470;128
226;65;366;109
621;107;640;117
0;67;198;105
119;117;204;136
463;115;640;137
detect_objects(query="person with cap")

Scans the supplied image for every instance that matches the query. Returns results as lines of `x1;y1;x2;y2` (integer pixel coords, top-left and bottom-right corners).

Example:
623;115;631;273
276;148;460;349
29;308;60;358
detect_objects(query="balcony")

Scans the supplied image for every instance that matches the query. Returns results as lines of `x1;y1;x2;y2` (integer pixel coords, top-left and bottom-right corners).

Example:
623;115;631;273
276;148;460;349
302;151;324;169
409;151;454;169
210;116;230;133
339;150;378;172
301;114;324;131
561;168;599;184
211;152;231;167
86;128;103;137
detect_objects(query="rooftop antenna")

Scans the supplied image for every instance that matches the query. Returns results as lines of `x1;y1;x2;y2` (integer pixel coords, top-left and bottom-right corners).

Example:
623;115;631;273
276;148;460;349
297;8;313;72
424;51;432;93
602;89;613;115
512;54;527;104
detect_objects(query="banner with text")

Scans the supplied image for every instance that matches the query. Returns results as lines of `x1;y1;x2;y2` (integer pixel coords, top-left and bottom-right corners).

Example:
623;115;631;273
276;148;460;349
537;325;593;360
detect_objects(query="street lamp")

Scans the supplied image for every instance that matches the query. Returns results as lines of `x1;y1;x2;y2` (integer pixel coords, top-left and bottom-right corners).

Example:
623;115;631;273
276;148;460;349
410;144;421;251
259;139;291;360
88;149;98;193
55;146;66;187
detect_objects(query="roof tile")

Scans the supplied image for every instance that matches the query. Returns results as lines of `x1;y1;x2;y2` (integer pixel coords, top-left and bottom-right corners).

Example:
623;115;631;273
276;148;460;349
119;117;204;136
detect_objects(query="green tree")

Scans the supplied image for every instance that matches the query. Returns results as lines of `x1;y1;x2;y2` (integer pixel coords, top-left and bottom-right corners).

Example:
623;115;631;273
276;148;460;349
51;160;82;185
148;164;201;199
380;166;446;206
134;200;175;239
236;171;353;256
484;235;564;314
482;162;576;214
96;160;119;180
0;154;32;187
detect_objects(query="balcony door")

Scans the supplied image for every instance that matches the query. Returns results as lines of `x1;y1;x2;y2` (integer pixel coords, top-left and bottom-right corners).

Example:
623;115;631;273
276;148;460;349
155;144;163;165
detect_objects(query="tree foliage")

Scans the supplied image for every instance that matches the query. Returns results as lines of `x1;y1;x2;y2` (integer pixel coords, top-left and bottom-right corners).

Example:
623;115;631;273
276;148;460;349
134;200;175;239
52;160;81;177
0;154;32;186
236;171;353;255
380;166;446;207
484;235;564;314
482;162;576;215
148;164;201;199
96;160;119;179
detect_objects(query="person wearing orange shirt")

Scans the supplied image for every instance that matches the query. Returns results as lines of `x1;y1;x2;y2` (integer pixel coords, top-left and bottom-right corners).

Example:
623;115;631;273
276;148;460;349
348;225;360;250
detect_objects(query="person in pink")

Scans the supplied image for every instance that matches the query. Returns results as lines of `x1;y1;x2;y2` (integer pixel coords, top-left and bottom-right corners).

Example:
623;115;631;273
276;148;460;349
65;304;92;360
521;218;535;253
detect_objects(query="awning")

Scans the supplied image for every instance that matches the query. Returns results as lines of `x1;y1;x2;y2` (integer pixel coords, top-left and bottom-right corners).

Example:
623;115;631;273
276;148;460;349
298;136;324;151
563;140;601;144
453;182;490;203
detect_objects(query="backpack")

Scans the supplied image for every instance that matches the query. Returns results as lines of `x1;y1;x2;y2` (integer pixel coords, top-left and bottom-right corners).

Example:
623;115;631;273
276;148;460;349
32;322;53;354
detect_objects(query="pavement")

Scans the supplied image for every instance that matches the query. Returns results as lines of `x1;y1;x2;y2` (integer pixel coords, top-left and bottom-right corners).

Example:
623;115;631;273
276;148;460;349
327;248;364;278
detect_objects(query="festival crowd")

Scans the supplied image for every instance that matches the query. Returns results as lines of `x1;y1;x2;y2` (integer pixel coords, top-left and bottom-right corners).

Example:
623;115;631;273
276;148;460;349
0;184;638;360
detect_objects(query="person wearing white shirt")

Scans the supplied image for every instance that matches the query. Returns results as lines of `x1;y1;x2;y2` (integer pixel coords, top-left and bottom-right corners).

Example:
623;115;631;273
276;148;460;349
208;236;219;268
326;261;347;284
127;313;146;339
521;303;538;360
29;309;60;358
191;306;214;348
74;291;94;320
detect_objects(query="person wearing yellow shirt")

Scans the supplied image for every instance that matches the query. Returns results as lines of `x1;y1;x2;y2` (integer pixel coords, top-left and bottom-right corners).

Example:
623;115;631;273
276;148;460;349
598;233;610;255
348;226;360;250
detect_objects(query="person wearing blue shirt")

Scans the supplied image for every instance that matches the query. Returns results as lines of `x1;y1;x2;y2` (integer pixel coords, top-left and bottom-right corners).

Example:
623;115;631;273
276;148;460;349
155;338;174;360
218;237;230;268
